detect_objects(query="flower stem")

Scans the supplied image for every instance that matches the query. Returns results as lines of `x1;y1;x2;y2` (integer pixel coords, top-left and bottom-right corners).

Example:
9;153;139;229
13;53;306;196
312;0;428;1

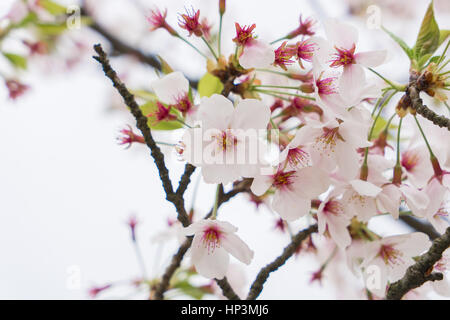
211;184;221;220
413;115;436;159
396;117;403;166
255;68;292;78
270;36;287;45
176;35;208;59
218;14;223;56
253;88;315;100
252;84;301;90
368;68;405;91
201;36;218;60
362;90;397;167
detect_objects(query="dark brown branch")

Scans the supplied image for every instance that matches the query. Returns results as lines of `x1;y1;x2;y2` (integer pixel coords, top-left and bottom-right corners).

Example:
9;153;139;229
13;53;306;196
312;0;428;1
153;237;193;300
400;215;440;240
93;44;190;228
407;84;450;131
176;164;196;196
216;278;241;300
386;226;450;300
82;6;199;88
246;224;318;300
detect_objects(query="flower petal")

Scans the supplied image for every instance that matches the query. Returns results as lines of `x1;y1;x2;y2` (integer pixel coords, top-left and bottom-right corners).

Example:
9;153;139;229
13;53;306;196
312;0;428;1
355;50;387;68
240;40;275;69
151;71;189;105
222;233;254;265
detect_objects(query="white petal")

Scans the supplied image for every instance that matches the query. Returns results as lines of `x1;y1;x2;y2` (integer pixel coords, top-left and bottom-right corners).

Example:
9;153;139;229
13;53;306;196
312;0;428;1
202;164;240;184
377;184;402;219
221;233;254;265
339;64;366;106
240;40;275;69
250;174;273;196
324;19;358;49
350;179;382;197
355;50;387;68
197;94;234;130
400;185;429;213
231;99;270;130
272;189;311;221
151;71;189;105
194;245;230;279
292;166;330;199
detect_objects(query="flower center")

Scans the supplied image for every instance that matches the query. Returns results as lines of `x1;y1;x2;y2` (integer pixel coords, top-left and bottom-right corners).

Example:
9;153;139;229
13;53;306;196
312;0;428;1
233;23;256;46
172;93;193;114
272;170;296;190
378;244;403;266
202;226;222;253
330;44;356;67
316;73;338;95
213;129;238;151
314;127;344;156
323;199;343;216
286;147;310;168
401;150;420;172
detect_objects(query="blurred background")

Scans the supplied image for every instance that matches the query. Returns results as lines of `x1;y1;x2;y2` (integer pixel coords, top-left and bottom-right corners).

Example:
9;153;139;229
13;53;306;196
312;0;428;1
0;0;449;299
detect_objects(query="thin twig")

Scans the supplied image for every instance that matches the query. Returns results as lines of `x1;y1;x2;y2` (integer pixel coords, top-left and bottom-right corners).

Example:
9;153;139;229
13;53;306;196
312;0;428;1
246;224;318;300
153;237;193;300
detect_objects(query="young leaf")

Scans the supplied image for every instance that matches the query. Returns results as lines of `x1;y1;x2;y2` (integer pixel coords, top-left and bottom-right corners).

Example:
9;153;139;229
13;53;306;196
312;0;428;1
198;73;224;97
439;30;450;46
413;2;440;62
157;55;174;75
39;0;67;15
3;53;27;69
381;26;413;59
140;101;183;131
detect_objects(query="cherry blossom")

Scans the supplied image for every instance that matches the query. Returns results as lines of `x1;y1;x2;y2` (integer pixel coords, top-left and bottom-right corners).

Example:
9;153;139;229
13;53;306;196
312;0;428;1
181;94;271;184
233;23;275;69
317;192;352;249
360;233;431;297
251;166;330;221
183;219;254;279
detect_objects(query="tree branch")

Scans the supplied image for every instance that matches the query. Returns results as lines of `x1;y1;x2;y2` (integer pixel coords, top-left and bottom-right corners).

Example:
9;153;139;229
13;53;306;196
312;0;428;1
83;6;199;88
216;278;241;300
400;215;440;240
153;237;193;300
93;43;190;227
386;226;450;300
246;224;318;300
407;83;450;131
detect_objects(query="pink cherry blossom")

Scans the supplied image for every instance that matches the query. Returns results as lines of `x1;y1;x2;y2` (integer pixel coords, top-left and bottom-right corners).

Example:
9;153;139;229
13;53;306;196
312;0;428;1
317;192;352;249
181;94;271;184
361;233;431;297
183;219;254;279
251;166;330;221
233;23;275;69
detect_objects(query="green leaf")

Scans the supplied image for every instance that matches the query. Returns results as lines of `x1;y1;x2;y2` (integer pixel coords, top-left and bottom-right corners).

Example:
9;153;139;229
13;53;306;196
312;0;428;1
140;101;183;131
157;55;174;75
371;115;388;140
198;73;224;97
439;30;450;46
40;0;67;15
381;26;413;59
36;22;67;35
3;53;27;69
173;280;206;300
413;1;440;63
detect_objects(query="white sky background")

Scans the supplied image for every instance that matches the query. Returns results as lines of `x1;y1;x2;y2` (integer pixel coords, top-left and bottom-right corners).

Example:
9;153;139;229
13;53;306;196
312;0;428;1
0;0;449;299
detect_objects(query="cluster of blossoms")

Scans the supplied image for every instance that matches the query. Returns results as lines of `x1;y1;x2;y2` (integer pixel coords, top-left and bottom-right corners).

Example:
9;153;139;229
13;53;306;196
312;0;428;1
132;1;450;299
4;0;448;301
